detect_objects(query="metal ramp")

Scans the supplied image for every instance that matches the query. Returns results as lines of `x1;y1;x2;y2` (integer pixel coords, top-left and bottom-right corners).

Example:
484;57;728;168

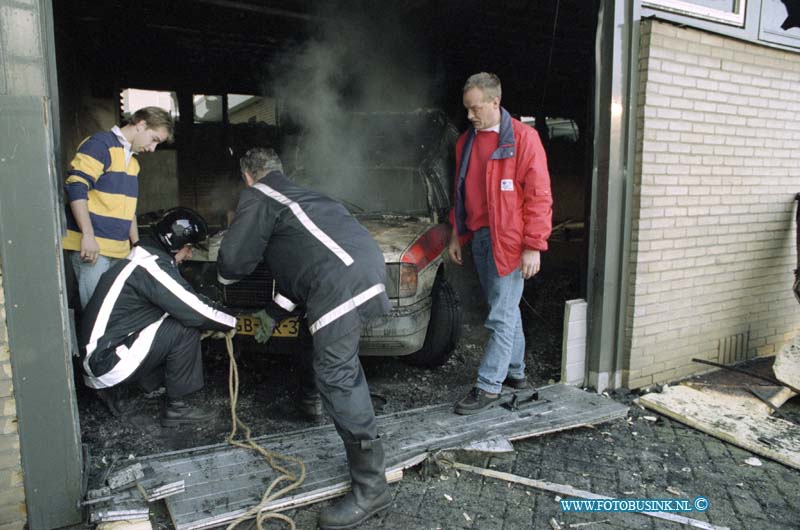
138;384;628;530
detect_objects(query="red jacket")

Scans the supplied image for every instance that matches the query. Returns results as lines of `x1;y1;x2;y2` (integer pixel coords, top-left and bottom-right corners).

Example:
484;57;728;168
450;109;553;277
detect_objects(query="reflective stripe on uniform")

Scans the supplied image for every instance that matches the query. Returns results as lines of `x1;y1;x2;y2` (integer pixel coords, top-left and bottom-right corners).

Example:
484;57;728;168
253;182;354;266
137;255;237;329
84;315;167;388
309;283;386;334
274;292;297;311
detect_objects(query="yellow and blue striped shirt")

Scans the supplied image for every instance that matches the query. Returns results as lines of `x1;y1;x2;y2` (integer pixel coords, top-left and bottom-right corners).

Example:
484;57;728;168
62;129;140;259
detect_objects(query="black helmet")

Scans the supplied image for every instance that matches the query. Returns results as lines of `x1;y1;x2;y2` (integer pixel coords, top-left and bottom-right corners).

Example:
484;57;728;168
155;207;208;254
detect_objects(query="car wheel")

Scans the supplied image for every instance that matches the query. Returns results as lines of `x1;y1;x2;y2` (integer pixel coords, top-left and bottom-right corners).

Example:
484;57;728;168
404;276;461;367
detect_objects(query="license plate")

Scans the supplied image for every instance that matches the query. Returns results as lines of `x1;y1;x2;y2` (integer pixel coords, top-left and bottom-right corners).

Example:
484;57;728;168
236;315;300;338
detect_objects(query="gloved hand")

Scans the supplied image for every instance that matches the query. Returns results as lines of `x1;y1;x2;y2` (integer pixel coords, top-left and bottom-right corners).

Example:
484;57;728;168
201;328;237;341
253;309;276;344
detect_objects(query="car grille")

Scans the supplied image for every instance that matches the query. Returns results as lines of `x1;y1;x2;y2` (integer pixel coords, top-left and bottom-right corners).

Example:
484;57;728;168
222;263;274;308
222;262;397;309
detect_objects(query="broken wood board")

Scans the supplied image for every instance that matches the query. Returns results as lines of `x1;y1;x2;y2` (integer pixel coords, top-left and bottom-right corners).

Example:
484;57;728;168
638;385;800;470
682;382;795;410
136;384;627;530
774;336;800;390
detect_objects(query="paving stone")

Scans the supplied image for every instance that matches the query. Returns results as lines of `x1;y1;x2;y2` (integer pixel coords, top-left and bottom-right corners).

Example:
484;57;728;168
479;478;533;505
511;458;542;480
415;503;472;528
702;439;732;459
470;510;504;530
390;479;425;516
729;489;767;519
589;477;618;497
618;470;648;493
706;505;747;530
500;503;534;530
374;511;444;530
737;516;791;530
752;482;790;512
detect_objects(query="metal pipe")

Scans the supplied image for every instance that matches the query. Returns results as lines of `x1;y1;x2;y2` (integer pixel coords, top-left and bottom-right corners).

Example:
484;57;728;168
691;358;800;395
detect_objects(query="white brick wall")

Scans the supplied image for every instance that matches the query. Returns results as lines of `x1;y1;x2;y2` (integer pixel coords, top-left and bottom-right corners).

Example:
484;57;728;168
0;269;26;529
625;20;800;389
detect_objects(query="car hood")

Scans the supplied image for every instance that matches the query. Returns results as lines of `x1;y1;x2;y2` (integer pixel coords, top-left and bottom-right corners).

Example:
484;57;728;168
357;216;434;263
188;216;434;264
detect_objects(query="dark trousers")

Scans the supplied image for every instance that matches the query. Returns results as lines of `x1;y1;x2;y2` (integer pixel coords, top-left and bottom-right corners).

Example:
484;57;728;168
312;326;378;443
130;317;204;400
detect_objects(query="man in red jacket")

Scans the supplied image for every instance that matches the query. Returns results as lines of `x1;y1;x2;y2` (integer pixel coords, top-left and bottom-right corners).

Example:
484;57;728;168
448;72;553;414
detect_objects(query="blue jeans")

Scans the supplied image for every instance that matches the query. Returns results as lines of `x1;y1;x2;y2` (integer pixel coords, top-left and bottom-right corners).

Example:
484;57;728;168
471;228;525;394
69;251;118;309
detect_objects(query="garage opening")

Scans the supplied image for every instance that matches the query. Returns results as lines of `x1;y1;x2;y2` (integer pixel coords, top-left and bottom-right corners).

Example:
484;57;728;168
53;0;596;494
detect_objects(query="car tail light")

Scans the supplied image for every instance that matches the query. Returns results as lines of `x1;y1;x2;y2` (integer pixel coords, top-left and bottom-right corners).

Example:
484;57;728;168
384;224;449;299
398;263;418;297
401;223;450;271
384;262;417;298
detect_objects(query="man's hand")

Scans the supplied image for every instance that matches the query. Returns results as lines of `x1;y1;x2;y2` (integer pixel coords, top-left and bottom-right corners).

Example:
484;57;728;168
80;234;100;263
521;249;541;280
448;231;463;266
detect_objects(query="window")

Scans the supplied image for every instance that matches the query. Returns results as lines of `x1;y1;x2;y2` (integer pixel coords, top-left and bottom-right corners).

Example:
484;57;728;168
120;88;178;121
227;94;277;125
193;94;223;123
521;116;580;143
642;0;747;26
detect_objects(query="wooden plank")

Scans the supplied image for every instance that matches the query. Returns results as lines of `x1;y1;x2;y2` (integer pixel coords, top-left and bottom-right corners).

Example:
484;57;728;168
638;385;800;470
136;384;626;530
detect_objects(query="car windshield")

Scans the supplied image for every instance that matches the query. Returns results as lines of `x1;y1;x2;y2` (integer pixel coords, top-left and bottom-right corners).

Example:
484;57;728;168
290;111;446;217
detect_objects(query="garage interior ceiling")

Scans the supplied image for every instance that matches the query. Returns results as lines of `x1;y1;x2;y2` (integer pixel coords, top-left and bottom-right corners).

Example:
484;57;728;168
54;0;597;120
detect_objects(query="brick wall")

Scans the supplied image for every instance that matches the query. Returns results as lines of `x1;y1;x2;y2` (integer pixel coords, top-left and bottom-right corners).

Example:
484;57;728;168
0;269;26;529
625;20;800;388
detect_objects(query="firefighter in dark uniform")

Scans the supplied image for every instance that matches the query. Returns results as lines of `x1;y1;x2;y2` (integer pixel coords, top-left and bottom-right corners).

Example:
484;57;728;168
217;148;391;530
80;208;237;426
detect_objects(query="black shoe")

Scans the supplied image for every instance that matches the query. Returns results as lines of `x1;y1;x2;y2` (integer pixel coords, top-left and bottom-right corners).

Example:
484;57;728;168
161;399;216;427
502;375;530;390
299;393;324;422
96;386;133;417
318;438;392;529
454;387;501;415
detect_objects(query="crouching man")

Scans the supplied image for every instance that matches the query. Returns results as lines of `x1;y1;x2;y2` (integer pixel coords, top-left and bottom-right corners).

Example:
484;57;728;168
217;148;391;530
79;208;237;427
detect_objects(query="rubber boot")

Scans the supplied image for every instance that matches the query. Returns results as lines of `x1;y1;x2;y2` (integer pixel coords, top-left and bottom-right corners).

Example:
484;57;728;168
318;437;392;529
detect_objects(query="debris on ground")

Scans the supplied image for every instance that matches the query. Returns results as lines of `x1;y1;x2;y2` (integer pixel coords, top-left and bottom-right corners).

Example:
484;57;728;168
744;457;763;467
448;461;730;530
84;461;186;526
638;342;800;470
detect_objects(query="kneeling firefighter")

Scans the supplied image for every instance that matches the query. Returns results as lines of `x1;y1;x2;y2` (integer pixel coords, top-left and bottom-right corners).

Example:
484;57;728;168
79;208;237;426
217;147;392;530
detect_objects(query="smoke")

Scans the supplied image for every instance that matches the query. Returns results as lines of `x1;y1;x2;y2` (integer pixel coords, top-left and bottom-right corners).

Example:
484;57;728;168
268;3;437;213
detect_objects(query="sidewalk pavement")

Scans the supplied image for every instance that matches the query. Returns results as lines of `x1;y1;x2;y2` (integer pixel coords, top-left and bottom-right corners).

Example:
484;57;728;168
281;389;800;530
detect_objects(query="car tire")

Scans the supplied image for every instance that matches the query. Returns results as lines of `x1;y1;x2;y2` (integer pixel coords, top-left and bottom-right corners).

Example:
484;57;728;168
404;276;461;367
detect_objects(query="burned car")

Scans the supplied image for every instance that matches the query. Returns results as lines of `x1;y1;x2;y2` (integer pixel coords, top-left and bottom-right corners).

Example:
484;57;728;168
182;109;462;367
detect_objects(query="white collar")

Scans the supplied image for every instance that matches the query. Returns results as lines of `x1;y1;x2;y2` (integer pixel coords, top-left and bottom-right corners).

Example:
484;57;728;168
111;125;135;163
477;123;500;133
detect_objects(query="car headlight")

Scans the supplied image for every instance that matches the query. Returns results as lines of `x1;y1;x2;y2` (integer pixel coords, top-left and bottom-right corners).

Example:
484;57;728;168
385;262;418;298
